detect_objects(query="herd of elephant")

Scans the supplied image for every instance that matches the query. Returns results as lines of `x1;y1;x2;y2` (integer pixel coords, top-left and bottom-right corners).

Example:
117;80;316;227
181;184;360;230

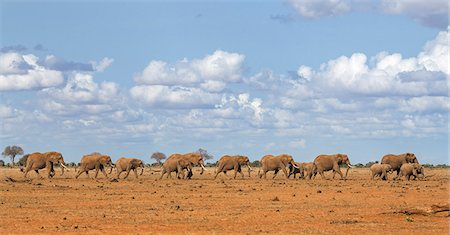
20;151;424;181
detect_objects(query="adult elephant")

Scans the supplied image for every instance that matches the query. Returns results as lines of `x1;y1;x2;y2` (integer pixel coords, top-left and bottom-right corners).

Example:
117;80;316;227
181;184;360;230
22;152;69;178
380;153;418;180
115;157;144;179
370;163;393;180
160;153;207;179
75;154;113;179
312;154;353;180
288;162;313;179
214;155;252;179
258;154;298;179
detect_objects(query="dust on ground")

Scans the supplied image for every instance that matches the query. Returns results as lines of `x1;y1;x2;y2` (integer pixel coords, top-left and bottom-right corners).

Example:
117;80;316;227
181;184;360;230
0;167;448;234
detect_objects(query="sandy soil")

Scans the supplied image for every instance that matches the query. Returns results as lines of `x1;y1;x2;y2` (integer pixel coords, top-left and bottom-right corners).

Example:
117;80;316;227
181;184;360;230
0;167;448;234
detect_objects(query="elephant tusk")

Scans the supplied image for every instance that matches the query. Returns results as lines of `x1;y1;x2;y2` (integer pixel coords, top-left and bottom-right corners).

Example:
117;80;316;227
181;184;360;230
200;163;207;171
347;164;354;168
60;163;70;171
293;164;300;169
247;164;253;171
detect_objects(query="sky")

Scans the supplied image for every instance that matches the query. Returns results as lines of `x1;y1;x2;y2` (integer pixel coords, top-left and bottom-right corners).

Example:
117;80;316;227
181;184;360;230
0;0;448;164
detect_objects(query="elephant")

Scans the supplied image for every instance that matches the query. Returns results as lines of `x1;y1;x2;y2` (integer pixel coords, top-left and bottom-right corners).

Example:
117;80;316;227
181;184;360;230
160;153;207;179
288;162;314;179
370;163;393;180
115;157;144;179
75;154;113;179
214;155;252;179
22;152;69;178
311;154;353;180
175;157;194;179
380;153;418;179
398;163;424;181
258;154;298;179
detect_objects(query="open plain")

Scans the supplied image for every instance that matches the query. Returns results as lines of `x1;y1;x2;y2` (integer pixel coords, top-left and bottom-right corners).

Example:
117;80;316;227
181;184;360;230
0;167;448;234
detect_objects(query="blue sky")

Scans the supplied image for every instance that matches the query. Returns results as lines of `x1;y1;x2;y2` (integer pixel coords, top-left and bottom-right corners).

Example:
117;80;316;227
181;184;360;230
1;0;448;164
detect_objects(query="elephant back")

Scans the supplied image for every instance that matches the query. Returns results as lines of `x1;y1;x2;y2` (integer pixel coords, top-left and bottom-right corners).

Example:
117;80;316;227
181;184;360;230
381;154;406;171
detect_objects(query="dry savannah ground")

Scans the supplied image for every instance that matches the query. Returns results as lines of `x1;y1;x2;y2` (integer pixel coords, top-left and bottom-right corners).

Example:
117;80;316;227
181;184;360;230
0;167;448;234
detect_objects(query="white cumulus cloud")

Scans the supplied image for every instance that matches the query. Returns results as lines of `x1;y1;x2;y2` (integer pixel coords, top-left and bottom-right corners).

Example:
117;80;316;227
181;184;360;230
134;50;244;86
0;52;64;91
289;0;351;19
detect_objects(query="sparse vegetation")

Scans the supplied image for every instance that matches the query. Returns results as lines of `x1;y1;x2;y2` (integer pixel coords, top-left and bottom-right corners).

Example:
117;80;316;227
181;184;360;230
150;152;167;165
2;145;24;166
196;148;214;161
17;154;29;166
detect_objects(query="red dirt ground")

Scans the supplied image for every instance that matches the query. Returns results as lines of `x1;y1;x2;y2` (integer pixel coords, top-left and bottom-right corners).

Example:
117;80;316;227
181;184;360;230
0;167;448;234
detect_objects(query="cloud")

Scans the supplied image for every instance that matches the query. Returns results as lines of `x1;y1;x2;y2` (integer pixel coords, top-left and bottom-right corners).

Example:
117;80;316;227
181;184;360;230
288;139;307;148
130;85;221;109
131;50;245;109
0;53;64;91
91;57;114;72
134;50;245;86
0;105;17;118
41;72;121;114
287;0;449;28
288;0;352;19
298;29;449;97
381;0;449;29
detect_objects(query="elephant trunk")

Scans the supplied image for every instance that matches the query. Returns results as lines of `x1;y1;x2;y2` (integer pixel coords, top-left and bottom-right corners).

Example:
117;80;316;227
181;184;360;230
108;163;115;174
345;161;352;178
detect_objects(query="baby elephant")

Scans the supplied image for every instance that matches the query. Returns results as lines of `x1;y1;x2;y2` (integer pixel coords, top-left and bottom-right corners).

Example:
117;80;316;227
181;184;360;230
115;158;144;179
398;163;424;181
370;163;393;180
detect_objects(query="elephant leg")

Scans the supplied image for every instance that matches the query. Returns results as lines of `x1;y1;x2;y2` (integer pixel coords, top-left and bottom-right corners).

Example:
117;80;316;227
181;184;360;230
35;170;43;179
318;170;327;180
94;167;100;179
117;170;123;179
394;169;400;180
188;168;193;179
233;164;239;179
288;166;293;178
272;169;279;179
214;166;224;179
46;164;53;178
133;169;138;179
214;170;220;179
238;166;245;179
160;168;166;179
101;167;109;179
282;167;289;179
124;166;132;179
74;169;83;179
24;167;31;178
381;170;387;180
333;164;344;179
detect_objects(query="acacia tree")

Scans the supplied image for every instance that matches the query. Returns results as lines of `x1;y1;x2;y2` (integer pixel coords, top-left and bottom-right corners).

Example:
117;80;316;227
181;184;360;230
2;145;24;166
150;152;166;165
197;148;214;161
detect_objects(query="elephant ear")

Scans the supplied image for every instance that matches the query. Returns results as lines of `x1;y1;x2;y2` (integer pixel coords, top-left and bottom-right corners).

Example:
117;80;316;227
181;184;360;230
131;159;139;166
